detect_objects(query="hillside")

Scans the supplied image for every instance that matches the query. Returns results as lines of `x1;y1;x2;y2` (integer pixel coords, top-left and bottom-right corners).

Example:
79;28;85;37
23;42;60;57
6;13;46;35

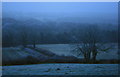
2;47;79;65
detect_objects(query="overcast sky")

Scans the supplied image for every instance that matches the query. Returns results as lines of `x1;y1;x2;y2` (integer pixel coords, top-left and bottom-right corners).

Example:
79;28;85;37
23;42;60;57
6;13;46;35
2;2;118;24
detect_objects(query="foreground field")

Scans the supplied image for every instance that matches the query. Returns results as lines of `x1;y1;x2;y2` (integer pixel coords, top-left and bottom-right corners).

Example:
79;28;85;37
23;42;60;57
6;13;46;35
3;64;118;75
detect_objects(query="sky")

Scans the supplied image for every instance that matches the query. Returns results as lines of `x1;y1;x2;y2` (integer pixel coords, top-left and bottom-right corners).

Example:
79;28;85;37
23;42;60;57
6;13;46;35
2;2;118;24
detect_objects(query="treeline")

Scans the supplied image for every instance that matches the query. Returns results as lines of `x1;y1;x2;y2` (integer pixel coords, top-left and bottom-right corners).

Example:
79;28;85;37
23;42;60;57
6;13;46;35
2;18;118;47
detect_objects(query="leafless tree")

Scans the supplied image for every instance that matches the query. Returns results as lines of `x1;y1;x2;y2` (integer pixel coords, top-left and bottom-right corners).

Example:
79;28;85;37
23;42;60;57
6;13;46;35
71;25;113;63
30;28;38;49
20;25;29;48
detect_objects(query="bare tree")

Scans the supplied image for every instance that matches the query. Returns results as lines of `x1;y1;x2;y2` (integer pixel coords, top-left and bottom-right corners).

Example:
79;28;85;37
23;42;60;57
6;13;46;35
20;25;29;48
31;32;37;48
29;27;39;49
71;25;112;63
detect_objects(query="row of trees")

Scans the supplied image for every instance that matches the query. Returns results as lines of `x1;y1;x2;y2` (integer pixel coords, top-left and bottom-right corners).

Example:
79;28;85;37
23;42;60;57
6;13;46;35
2;18;118;48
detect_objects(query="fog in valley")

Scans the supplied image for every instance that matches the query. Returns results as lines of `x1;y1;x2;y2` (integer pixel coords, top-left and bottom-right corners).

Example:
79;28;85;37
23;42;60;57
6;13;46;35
2;2;118;47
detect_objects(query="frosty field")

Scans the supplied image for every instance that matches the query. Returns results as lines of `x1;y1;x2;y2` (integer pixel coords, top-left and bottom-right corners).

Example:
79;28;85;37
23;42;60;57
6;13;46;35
2;64;118;75
2;44;119;75
37;44;118;60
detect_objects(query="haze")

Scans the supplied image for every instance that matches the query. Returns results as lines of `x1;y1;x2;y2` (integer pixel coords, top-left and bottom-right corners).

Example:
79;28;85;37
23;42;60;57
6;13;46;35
3;2;118;24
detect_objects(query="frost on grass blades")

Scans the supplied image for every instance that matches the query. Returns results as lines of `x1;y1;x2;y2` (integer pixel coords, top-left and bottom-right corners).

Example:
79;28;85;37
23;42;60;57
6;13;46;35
2;2;118;75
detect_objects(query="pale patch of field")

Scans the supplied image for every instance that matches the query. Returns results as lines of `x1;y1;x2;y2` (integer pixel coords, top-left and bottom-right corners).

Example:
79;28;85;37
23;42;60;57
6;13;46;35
2;64;118;75
37;44;72;56
37;43;118;60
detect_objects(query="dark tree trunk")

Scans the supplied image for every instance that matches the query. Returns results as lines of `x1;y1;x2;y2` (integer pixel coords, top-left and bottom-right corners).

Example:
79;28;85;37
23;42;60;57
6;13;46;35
33;41;36;49
92;51;97;63
33;43;36;48
91;43;97;63
84;52;91;63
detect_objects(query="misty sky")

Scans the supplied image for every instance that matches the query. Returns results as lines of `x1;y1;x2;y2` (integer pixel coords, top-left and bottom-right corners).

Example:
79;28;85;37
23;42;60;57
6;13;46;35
2;2;118;24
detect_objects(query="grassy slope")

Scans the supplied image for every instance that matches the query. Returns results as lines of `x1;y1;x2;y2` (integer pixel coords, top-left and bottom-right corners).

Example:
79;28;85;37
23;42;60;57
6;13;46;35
2;47;79;65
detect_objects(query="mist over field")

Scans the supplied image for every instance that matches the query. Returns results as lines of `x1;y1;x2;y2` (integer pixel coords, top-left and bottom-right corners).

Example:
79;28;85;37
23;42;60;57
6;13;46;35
2;2;119;75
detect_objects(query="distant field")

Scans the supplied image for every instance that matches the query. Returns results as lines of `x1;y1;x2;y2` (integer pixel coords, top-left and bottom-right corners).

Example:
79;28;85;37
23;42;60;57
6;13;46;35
2;43;118;65
37;43;118;60
37;44;72;56
3;64;118;75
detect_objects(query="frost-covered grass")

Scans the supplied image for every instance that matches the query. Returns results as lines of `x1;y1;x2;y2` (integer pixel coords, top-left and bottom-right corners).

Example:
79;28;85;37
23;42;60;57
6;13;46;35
37;43;118;60
2;46;79;65
2;64;118;75
2;43;118;66
2;44;119;75
2;47;28;62
37;44;72;56
2;47;49;65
